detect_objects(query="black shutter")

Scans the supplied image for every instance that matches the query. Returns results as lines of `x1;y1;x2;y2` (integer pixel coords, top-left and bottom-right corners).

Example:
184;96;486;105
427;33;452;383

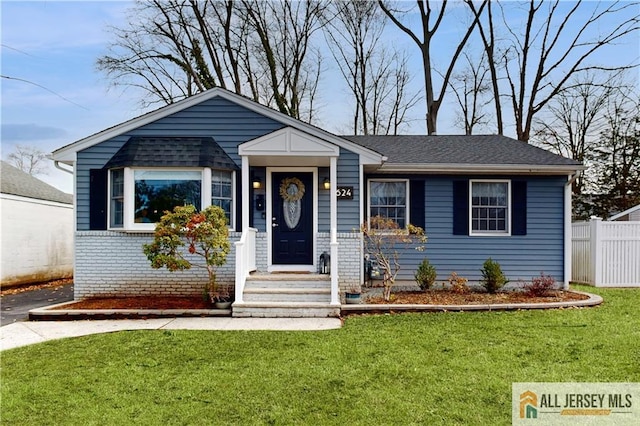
453;180;469;235
512;181;527;235
89;169;108;230
409;180;425;228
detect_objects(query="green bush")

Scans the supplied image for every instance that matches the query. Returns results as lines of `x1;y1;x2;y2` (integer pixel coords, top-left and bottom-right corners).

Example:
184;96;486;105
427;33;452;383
480;258;508;294
415;259;437;291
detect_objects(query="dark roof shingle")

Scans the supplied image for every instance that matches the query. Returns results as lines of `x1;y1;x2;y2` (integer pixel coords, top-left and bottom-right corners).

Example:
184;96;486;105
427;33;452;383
342;134;581;167
104;136;239;170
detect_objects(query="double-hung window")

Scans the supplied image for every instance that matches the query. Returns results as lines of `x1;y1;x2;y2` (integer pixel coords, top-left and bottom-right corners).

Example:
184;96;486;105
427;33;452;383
470;180;510;235
368;180;408;228
211;170;233;226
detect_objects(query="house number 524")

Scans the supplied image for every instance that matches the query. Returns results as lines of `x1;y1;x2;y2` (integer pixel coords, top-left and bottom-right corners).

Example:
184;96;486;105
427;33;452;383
336;186;354;199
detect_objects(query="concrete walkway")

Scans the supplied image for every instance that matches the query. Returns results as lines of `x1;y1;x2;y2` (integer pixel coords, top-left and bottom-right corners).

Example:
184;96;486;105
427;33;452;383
0;317;343;351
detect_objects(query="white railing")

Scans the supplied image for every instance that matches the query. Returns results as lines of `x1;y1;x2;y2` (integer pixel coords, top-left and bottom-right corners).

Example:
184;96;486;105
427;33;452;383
234;227;257;303
571;217;640;287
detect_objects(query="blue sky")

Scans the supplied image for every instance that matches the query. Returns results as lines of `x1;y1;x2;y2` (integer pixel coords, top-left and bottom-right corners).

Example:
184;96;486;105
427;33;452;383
2;1;140;192
1;1;638;194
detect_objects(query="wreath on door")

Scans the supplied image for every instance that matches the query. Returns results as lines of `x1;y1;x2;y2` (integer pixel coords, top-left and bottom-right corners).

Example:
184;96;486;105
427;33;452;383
279;177;305;202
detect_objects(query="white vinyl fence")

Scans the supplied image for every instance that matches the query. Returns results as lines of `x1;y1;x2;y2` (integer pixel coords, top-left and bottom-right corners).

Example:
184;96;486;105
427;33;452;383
572;217;640;287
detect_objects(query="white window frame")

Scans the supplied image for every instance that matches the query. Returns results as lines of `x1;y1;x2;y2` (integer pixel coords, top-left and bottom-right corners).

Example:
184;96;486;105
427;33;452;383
107;167;236;232
367;179;410;229
210;168;236;230
469;179;511;236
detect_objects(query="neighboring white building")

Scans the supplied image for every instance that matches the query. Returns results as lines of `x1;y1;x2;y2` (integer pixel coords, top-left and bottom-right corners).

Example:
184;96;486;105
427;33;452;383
609;204;640;222
1;161;74;287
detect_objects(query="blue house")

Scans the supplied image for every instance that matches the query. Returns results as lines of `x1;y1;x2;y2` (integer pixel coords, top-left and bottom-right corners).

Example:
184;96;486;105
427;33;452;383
51;88;583;317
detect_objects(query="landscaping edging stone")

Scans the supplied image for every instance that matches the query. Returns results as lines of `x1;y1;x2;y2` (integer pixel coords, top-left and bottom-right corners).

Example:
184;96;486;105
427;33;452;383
29;291;602;320
29;301;230;321
340;290;602;315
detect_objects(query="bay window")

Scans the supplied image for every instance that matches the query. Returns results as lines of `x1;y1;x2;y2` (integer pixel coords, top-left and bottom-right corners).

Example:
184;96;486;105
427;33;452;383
109;167;235;231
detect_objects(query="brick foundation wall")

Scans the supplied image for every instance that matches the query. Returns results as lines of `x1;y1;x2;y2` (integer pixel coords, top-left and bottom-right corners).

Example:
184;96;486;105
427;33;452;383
74;231;363;299
317;232;363;292
74;231;239;299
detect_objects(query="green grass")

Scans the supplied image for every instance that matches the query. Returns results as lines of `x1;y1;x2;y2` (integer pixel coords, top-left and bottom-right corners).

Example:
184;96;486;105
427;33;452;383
2;285;639;425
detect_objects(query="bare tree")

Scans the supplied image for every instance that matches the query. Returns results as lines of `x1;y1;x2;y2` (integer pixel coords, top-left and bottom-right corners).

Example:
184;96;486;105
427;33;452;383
593;96;640;213
97;0;326;122
324;1;418;135
378;0;487;135
496;0;639;142
531;72;627;194
7;145;49;176
466;0;504;134
447;52;492;135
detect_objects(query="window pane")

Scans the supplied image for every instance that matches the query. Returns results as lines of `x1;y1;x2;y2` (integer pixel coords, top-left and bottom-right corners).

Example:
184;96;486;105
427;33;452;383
134;170;201;223
110;169;124;228
369;181;407;228
212;170;233;225
471;182;508;233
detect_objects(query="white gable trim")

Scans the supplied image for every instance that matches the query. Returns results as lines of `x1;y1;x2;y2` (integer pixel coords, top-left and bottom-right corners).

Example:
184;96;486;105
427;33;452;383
609;204;640;221
239;127;339;157
51;88;382;165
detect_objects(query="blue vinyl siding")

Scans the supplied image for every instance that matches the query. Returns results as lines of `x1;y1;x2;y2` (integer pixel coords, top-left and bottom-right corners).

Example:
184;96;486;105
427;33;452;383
76;97;285;230
370;175;567;283
318;148;360;232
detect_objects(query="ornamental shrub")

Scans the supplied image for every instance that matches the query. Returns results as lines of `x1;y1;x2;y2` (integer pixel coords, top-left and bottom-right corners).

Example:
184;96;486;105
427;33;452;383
143;205;231;300
448;272;470;294
524;273;556;297
415;259;437;291
480;258;508;294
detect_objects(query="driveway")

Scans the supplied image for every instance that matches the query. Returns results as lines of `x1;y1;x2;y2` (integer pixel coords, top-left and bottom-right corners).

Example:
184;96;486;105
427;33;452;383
1;283;73;326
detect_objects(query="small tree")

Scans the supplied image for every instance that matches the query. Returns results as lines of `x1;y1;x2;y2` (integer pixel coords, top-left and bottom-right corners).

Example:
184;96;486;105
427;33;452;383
143;205;231;301
480;258;508;294
361;216;426;301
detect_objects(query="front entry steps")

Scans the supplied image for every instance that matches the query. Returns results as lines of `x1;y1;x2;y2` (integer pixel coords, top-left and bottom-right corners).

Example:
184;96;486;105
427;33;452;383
232;273;340;318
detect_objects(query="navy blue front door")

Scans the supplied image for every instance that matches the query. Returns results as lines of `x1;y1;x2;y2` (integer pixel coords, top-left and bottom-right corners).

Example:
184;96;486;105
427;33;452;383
272;172;313;265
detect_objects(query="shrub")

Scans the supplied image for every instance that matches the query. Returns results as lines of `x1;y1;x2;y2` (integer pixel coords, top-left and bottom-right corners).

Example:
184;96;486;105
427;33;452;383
143;205;231;301
524;273;556;297
448;272;470;294
415;259;437;291
480;258;508;294
361;216;427;301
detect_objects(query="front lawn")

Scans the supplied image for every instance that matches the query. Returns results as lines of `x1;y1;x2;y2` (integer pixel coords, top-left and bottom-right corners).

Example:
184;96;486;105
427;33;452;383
2;285;639;425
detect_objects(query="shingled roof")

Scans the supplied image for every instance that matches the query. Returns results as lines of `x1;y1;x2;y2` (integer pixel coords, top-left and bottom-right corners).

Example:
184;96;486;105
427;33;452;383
343;134;582;169
0;161;73;204
104;136;240;170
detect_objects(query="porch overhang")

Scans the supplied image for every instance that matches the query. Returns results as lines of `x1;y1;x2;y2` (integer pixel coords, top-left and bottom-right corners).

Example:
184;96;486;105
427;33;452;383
239;127;339;166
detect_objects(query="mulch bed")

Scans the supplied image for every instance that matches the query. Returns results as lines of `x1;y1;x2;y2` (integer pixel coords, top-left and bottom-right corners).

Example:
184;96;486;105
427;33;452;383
54;296;213;310
365;290;589;305
53;290;589;310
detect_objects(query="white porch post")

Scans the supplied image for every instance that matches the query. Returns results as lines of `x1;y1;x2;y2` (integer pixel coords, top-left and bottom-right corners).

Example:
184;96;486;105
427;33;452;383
330;156;340;305
242;156;250;231
563;176;572;289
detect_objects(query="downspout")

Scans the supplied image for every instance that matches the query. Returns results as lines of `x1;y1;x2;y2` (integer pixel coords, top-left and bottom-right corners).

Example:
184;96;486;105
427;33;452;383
564;170;582;289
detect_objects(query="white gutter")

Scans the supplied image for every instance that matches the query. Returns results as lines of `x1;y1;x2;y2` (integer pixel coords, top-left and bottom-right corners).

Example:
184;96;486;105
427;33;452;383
564;170;582;289
53;160;74;174
377;163;586;175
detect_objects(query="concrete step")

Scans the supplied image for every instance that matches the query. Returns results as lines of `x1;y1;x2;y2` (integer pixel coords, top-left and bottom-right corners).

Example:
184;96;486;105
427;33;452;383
232;302;340;318
245;274;330;290
243;288;331;303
